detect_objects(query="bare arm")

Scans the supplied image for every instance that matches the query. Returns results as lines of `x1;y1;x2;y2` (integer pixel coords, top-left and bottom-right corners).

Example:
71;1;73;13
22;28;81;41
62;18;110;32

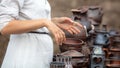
0;19;65;45
0;19;48;35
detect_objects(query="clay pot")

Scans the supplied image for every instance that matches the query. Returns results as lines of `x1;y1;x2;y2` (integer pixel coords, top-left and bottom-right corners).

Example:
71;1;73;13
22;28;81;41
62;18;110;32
110;60;120;65
103;48;109;58
106;64;120;68
106;48;120;68
106;59;120;68
87;6;103;24
64;25;87;40
50;62;65;68
71;8;92;32
109;57;120;64
111;39;120;48
60;50;85;57
109;31;120;50
60;38;84;52
109;48;120;57
60;50;88;68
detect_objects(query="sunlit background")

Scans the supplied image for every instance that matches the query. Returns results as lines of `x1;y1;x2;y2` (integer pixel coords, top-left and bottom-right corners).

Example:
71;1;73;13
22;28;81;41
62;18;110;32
0;0;120;66
49;0;120;29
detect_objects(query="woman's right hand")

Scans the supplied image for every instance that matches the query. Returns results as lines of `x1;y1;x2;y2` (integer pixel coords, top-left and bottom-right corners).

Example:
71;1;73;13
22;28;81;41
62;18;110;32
45;20;66;45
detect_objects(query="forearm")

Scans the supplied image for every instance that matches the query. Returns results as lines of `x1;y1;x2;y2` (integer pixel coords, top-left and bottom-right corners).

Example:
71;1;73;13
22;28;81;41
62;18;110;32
51;17;61;24
1;19;49;35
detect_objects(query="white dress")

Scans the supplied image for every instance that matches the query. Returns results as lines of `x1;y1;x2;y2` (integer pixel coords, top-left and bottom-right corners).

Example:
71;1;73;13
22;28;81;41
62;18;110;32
0;0;53;68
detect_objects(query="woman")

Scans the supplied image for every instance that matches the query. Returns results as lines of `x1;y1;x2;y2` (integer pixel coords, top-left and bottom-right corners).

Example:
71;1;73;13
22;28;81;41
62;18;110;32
0;0;82;68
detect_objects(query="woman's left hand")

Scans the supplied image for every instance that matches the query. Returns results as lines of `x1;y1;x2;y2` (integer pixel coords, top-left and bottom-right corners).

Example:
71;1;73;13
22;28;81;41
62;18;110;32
52;17;83;35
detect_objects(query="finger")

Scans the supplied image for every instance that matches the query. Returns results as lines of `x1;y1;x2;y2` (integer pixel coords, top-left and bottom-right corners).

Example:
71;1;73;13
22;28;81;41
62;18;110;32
56;28;65;45
67;29;74;35
69;28;78;34
58;31;64;45
57;30;63;45
71;26;81;33
61;17;74;24
61;32;66;45
54;33;59;45
74;22;83;28
62;31;66;42
55;31;61;45
65;18;74;23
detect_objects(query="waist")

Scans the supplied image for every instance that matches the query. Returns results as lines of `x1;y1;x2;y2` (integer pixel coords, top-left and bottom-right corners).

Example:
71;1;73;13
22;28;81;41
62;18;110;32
10;31;51;40
28;31;49;34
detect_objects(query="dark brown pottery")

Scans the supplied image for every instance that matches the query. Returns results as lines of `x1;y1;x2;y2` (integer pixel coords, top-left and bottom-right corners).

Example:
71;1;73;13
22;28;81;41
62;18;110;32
60;38;84;52
87;6;103;24
109;48;120;57
103;48;109;58
71;8;92;32
108;53;120;61
106;59;120;68
106;57;120;68
106;48;120;68
109;57;120;64
64;25;87;40
60;50;88;68
109;34;120;48
62;8;89;40
106;64;120;68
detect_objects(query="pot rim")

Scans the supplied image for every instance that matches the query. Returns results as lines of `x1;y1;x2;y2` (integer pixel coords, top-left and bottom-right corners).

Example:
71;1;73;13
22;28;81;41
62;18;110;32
106;64;120;68
109;48;120;52
62;38;84;45
106;59;120;61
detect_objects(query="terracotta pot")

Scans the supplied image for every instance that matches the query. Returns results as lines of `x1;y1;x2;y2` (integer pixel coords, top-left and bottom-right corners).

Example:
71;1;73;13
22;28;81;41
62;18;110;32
105;57;120;68
110;61;120;65
50;62;65;68
64;25;87;40
60;50;85;57
87;6;103;24
108;55;120;64
106;59;120;68
109;48;120;52
71;8;92;32
60;38;84;52
109;48;120;58
106;49;120;68
103;48;109;58
60;50;88;68
109;34;120;48
106;64;120;68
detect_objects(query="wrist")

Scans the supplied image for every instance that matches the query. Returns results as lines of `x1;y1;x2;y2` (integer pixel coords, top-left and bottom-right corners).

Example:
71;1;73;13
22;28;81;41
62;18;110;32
51;17;60;24
40;19;51;28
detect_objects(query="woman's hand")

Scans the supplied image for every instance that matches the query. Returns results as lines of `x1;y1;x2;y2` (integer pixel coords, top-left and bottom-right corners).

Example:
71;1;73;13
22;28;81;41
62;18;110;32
45;20;66;45
52;17;83;35
1;18;65;45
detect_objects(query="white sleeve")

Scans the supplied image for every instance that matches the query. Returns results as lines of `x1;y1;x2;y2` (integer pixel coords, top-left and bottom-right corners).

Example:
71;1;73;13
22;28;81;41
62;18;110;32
0;0;24;31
